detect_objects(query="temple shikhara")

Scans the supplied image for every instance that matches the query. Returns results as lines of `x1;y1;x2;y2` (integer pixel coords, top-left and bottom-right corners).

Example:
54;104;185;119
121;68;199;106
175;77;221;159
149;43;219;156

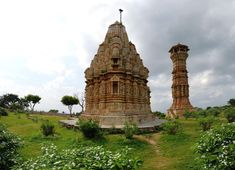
167;43;194;118
81;20;156;126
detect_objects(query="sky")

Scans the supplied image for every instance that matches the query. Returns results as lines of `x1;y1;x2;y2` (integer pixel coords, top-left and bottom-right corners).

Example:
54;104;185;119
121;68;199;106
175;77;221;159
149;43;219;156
0;0;235;113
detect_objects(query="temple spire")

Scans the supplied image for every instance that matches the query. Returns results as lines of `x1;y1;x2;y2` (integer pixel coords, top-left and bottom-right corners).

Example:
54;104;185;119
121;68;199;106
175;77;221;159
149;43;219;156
119;9;123;24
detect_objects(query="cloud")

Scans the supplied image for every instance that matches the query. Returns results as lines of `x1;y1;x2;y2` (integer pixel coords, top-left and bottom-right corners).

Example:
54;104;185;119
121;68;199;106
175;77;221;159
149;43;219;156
0;0;235;112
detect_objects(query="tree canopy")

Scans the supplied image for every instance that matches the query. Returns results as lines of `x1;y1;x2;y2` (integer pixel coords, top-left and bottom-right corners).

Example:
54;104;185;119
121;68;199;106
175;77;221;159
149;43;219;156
228;98;235;107
0;93;20;109
61;96;79;115
25;94;41;111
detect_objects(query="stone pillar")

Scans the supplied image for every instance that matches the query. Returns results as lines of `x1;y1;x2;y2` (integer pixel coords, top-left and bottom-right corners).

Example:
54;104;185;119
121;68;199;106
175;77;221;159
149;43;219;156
167;43;194;118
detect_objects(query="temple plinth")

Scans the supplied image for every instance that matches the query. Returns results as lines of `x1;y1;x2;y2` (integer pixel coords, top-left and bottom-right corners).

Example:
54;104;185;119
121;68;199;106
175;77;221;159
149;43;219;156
81;21;156;126
167;43;194;118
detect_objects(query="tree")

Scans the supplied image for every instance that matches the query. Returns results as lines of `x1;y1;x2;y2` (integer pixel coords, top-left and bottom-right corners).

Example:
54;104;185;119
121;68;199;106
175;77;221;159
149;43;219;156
224;107;235;123
0;93;20;109
228;98;235;107
61;96;79;116
25;94;41;111
19;97;30;111
74;92;85;113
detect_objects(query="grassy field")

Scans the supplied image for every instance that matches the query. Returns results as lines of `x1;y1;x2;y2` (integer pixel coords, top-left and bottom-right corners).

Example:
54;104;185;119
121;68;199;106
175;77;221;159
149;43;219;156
0;112;226;170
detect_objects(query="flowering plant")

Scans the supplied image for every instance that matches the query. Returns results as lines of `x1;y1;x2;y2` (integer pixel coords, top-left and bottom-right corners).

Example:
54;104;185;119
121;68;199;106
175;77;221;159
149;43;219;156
196;122;235;170
15;144;142;170
0;123;21;169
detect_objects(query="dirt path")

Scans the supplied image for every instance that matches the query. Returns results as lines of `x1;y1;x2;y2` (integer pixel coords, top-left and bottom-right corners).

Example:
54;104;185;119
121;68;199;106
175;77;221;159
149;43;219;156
134;134;156;145
135;133;174;170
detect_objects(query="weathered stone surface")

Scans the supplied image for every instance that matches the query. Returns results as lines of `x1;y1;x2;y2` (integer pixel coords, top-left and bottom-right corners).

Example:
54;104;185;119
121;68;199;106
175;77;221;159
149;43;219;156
80;21;155;126
59;118;166;130
167;43;194;118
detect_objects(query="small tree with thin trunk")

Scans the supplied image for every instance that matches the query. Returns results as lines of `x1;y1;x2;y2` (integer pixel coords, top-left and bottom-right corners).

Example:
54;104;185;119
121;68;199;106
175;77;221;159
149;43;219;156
74;93;85;113
61;96;79;116
25;94;41;111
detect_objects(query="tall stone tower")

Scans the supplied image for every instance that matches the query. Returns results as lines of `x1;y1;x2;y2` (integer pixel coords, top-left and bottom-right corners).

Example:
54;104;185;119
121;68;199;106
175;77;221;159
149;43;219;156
81;21;155;126
167;43;194;118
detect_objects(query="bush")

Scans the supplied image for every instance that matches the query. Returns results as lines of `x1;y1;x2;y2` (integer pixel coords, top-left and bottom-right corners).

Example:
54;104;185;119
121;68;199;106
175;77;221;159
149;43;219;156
183;110;193;119
0;107;8;116
48;109;58;113
197;109;208;117
123;122;138;139
199;116;214;131
224;107;235;123
0;123;21;170
40;121;55;137
15;144;142;170
207;108;220;117
162;120;182;135
196;122;235;170
152;111;166;119
78;119;102;139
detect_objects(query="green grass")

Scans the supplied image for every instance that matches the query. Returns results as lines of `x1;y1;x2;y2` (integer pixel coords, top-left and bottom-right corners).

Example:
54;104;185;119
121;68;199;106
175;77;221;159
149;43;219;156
0;112;226;169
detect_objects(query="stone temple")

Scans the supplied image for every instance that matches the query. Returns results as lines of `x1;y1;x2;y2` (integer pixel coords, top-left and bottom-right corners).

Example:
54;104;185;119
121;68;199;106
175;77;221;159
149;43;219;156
81;21;157;127
167;43;194;118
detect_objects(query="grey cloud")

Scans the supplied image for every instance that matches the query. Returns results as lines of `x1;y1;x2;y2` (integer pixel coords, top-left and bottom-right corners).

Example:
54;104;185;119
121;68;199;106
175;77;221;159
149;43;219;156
82;0;235;111
127;0;235;111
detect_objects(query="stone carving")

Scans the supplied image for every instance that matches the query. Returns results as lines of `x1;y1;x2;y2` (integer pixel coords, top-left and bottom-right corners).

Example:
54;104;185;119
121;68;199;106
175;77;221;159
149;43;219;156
167;43;194;118
81;21;154;125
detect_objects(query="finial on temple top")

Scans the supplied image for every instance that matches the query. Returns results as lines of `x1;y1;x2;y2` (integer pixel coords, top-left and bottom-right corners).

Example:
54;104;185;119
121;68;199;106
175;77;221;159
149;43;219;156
119;9;123;24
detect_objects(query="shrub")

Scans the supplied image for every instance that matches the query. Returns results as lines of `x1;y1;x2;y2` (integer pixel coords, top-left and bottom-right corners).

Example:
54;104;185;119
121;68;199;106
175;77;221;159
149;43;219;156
183;110;192;119
191;111;200;118
15;144;142;170
196;122;235;170
0;107;8;116
224;107;235;123
123;122;138;139
162;120;182;135
40;121;55;136
197;109;208;117
107;124;122;134
0;123;21;169
78;119;102;139
207;108;220;117
199;116;214;131
48;109;58;113
152;111;166;119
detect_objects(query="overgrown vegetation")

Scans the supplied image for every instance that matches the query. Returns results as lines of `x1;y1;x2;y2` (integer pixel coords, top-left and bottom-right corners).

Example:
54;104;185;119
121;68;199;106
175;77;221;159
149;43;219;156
0;123;21;170
78;119;103;139
123;121;139;139
0;107;8;116
15;144;142;170
183;110;198;119
199;116;215;131
48;109;59;113
0;98;234;169
40;120;55;136
162;120;182;135
196;122;235;170
152;111;166;119
224;107;235;123
206;108;220;117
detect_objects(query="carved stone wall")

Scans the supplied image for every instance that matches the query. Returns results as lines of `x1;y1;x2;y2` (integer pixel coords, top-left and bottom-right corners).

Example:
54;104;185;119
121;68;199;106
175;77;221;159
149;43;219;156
167;43;194;118
81;21;154;125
